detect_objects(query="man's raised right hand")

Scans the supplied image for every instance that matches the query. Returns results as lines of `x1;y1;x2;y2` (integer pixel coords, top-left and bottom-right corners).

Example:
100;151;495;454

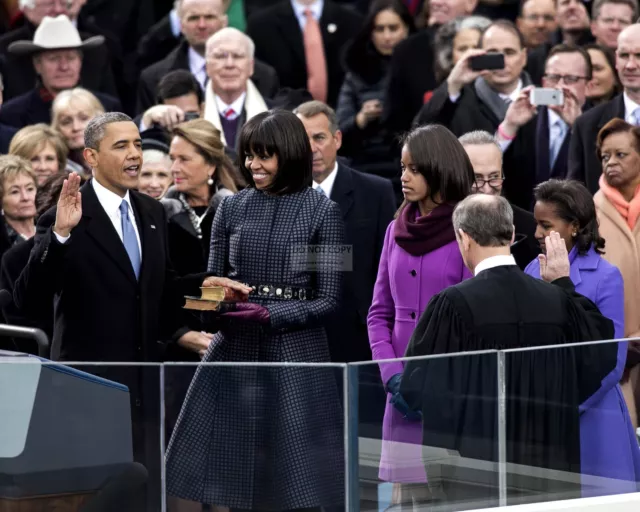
53;172;82;238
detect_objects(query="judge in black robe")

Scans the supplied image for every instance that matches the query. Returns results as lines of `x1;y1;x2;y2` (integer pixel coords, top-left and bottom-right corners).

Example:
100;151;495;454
400;195;617;506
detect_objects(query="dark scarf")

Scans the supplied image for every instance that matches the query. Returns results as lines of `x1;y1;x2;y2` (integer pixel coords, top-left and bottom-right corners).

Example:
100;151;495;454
394;202;456;256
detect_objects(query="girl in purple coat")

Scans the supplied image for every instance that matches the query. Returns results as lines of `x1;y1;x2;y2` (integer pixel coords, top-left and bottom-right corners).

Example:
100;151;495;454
524;179;640;495
367;125;474;505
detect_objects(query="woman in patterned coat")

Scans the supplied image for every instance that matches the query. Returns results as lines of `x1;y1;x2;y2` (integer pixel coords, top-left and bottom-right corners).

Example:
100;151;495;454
166;110;346;512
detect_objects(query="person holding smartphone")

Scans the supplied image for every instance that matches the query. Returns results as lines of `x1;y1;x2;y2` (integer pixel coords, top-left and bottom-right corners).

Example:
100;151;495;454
415;20;531;137
497;44;591;211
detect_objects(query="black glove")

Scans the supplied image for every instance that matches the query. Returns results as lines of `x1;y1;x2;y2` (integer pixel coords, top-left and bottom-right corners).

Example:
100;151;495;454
386;373;422;422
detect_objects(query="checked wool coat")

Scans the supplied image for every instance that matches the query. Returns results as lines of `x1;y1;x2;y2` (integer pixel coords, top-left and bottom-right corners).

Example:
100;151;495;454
166;187;346;510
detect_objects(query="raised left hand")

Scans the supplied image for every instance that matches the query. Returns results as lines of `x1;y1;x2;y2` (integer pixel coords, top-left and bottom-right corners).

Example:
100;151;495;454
221;302;270;324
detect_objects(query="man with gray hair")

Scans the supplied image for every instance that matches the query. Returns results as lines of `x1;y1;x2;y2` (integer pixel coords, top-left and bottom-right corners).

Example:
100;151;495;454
14;112;219;510
459;130;539;269
137;0;279;114
203;27;270;149
398;194;617;503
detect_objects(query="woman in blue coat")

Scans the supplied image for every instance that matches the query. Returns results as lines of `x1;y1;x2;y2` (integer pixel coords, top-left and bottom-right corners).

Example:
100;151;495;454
525;179;640;495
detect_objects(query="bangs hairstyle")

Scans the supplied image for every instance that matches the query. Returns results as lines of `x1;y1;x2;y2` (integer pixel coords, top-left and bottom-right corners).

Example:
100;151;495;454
238;110;312;195
397;124;474;216
534;179;605;255
596;117;640;160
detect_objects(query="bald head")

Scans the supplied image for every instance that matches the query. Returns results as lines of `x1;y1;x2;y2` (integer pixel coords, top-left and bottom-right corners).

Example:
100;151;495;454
453;194;514;247
616;23;640;95
177;0;228;54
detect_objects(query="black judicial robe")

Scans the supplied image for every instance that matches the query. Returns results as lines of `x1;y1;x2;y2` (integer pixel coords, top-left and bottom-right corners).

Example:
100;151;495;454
401;265;616;496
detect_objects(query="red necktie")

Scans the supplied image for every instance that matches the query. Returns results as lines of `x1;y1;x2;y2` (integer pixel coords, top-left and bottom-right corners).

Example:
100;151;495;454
224;108;236;120
303;9;328;103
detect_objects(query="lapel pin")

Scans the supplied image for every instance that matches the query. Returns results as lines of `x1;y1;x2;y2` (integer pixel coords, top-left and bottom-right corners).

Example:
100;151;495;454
327;23;337;33
150;225;156;229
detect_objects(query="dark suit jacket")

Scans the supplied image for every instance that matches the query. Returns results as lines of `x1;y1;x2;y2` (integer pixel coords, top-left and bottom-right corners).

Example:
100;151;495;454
0;88;121;128
246;0;362;107
0;124;16;154
136;14;179;71
384;27;437;136
416;79;502;136
325;164;396;362
0;20;120;102
136;40;280;114
568;94;624;194
503;107;571;211
13;180;208;364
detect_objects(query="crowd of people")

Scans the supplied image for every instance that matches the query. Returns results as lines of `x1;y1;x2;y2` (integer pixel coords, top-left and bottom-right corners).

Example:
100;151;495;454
1;0;640;510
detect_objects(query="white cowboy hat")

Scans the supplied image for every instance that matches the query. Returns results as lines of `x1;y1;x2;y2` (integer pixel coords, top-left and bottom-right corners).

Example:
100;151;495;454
8;15;104;56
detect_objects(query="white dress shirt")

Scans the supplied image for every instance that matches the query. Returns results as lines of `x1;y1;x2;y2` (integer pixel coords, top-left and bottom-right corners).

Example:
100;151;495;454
623;92;640;125
290;0;324;30
312;162;339;197
215;92;247;121
55;179;142;258
188;47;208;91
474;254;517;276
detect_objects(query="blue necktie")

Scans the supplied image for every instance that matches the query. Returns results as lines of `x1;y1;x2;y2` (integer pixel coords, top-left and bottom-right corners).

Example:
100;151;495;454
316;187;326;196
119;200;141;280
549;119;566;171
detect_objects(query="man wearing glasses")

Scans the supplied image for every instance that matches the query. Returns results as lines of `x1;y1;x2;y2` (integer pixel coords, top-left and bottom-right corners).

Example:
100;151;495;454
460;130;540;269
496;43;591;209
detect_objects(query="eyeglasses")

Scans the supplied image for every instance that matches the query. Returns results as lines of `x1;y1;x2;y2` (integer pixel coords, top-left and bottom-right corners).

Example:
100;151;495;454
209;52;248;63
543;74;588;85
473;176;505;189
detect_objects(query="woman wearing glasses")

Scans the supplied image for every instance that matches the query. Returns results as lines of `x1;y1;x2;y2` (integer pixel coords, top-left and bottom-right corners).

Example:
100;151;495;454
524;178;640;493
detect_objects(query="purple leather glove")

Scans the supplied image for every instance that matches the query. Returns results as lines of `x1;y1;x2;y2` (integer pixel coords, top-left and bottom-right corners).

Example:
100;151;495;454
222;302;270;324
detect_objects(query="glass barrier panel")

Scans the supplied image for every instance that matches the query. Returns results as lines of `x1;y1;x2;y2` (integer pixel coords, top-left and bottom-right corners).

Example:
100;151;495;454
163;362;348;512
0;358;160;512
501;339;640;507
354;351;503;512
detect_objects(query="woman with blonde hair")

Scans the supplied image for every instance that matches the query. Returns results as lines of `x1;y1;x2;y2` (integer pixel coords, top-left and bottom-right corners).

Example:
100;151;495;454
9;124;68;185
0;155;37;246
163;118;245;275
51;87;105;175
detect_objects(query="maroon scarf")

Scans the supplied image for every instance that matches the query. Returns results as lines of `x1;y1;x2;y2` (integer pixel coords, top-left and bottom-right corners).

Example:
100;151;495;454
394;202;457;256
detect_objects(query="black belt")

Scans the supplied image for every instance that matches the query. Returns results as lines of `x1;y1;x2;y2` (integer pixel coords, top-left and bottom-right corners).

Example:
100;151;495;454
249;284;316;301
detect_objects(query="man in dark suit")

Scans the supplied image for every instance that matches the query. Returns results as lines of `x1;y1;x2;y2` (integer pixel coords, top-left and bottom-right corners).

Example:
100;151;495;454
13;112;216;510
459;130;540;270
295;100;396;363
568;23;640;193
246;0;362;107
137;0;279;114
416;20;531;137
0;15;121;128
496;44;591;210
384;0;478;136
0;6;119;102
400;195;615;505
136;7;182;71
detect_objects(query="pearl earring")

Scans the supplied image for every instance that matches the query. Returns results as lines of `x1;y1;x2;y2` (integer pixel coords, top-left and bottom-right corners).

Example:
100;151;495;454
207;176;214;186
572;232;577;237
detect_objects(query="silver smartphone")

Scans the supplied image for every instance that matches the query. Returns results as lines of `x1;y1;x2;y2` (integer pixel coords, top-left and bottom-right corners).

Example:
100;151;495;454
530;88;564;106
